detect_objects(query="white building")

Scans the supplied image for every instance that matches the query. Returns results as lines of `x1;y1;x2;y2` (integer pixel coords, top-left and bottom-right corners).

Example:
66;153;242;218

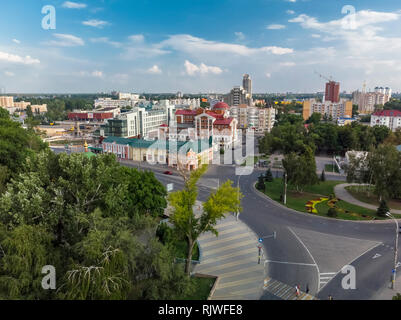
229;105;276;133
352;87;392;114
95;98;137;109
370;110;401;131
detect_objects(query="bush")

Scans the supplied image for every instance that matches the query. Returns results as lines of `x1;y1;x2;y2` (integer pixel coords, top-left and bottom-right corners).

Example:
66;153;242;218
377;199;390;218
327;208;338;217
265;169;273;182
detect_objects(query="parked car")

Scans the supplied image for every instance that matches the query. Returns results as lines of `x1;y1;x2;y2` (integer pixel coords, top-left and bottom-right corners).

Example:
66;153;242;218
163;171;173;175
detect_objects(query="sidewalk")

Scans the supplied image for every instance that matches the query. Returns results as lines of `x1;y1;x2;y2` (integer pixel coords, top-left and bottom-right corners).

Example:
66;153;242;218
334;184;401;215
194;213;265;300
372;275;401;300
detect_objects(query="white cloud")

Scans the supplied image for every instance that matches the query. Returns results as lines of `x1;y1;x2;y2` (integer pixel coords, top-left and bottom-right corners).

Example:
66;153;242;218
12;39;20;44
280;62;296;67
267;24;286;30
4;71;15;77
0;51;40;65
265;72;271;78
311;34;321;38
129;34;145;42
161;34;293;56
47;34;85;47
62;1;87;9
147;65;162;74
78;70;104;78
184;60;223;76
90;37;122;48
234;32;245;41
82;20;110;28
286;10;295;15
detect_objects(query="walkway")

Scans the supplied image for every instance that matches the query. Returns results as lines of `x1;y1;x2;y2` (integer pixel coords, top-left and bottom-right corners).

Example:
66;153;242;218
334;184;401;215
195;214;265;300
263;277;318;300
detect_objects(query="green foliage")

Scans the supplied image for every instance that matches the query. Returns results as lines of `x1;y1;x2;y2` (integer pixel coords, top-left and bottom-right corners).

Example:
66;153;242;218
327;207;338;218
169;165;242;275
0;107;9;119
306;112;321;125
392;293;401;300
282;146;319;192
320;170;326;182
265;168;273;182
256;174;266;190
377;199;390;218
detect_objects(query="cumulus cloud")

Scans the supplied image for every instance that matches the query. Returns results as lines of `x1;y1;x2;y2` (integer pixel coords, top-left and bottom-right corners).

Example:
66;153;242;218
12;39;20;44
0;51;40;65
90;37;122;48
147;65;162;74
47;34;85;47
161;34;293;56
267;24;286;30
129;34;145;42
82;19;110;28
62;1;87;9
184;60;223;76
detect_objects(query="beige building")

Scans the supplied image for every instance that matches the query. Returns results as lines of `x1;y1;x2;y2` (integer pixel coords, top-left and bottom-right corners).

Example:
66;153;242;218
0;96;14;107
230;105;276;132
303;99;352;121
352;87;392;114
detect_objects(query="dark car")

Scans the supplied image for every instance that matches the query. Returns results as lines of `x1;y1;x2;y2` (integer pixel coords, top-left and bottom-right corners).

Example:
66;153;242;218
163;171;173;175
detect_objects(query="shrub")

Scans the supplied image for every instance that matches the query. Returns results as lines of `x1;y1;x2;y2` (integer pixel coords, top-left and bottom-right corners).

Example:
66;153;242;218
327;208;338;217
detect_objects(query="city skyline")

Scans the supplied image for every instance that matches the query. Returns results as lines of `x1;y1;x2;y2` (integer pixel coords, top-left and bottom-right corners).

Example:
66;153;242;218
1;0;401;93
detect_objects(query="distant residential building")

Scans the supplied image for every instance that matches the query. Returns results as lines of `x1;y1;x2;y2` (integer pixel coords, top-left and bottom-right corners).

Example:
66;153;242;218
13;101;31;110
100;104;175;138
31;104;47;114
224;86;251;107
370;110;401;131
303;99;352;121
243;74;252;96
117;92;140;100
325;81;340;103
94;98;137;109
229;105;276;132
68;107;121;122
352;87;392;114
0;96;14;107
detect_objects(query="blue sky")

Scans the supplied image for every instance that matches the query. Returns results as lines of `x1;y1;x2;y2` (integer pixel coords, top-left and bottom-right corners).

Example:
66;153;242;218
1;0;401;93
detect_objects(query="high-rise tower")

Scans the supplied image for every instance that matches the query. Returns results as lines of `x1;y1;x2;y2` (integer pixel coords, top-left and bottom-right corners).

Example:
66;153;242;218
243;74;252;96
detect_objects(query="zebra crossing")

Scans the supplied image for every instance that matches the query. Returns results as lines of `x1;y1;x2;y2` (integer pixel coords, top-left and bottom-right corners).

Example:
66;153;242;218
263;277;318;300
195;214;265;300
319;272;337;290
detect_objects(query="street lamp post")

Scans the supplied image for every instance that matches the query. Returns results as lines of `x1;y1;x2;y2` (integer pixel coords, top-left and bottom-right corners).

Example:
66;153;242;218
386;212;399;290
236;174;241;221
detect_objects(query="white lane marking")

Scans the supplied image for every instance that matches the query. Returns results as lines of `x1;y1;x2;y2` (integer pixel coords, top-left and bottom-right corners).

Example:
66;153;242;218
287;227;320;291
372;253;382;259
264;260;317;267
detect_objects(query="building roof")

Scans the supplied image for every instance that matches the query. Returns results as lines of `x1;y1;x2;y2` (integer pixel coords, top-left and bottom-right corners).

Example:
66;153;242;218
213;102;230;110
176;109;198;116
373;110;401;117
214;118;234;125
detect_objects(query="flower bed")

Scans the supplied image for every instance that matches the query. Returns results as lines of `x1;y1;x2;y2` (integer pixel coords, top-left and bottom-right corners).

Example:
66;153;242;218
306;197;329;214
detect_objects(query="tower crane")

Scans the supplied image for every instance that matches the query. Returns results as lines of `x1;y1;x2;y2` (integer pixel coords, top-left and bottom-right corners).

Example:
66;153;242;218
314;71;334;82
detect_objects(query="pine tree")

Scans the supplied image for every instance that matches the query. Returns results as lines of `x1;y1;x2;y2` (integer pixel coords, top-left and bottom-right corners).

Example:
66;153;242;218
265;168;273;182
320;170;326;182
377;199;390;218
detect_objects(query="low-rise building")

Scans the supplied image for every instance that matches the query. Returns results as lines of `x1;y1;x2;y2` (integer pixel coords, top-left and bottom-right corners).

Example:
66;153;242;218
370;110;401;131
303;99;352;121
68;107;121;122
102;136;213;170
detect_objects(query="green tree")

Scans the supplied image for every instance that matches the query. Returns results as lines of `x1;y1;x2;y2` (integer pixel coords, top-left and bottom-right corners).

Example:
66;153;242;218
265;168;273;182
168;165;242;275
377;199;390;218
320;169;326;182
306;112;322;125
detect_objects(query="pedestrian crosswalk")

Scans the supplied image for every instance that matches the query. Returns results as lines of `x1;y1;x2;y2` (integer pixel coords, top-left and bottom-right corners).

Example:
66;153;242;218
195;214;265;300
263;277;318;300
319;272;337;290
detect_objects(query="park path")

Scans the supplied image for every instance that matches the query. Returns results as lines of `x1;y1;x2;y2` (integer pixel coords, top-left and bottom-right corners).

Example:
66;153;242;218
334;184;401;215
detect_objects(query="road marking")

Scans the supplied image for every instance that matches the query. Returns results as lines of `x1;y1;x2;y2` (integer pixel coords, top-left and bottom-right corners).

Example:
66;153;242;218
201;233;250;248
216;220;239;229
264;260;317;267
201;239;255;256
287;227;320;290
200;226;248;240
218;276;262;289
219;265;263;280
199;259;255;274
202;248;258;265
372;253;382;259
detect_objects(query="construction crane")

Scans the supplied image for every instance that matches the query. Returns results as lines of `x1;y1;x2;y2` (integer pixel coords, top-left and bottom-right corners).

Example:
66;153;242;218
314;71;334;82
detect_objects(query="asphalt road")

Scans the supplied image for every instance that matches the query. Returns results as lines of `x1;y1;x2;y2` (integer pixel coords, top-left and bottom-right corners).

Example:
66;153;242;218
51;147;401;300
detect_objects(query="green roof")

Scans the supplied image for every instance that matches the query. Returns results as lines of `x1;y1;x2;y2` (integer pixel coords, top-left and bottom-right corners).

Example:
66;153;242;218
84;151;96;158
103;136;212;153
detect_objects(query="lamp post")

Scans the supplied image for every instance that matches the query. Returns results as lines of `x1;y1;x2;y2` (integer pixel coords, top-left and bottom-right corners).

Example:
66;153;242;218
236;174;241;221
386;212;399;290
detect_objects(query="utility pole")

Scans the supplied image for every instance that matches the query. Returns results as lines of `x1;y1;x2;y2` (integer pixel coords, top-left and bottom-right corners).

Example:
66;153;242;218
236;175;241;221
283;171;287;205
386;212;399;290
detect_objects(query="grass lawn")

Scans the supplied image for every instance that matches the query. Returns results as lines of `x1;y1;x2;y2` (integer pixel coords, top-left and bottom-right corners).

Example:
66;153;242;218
179;277;216;300
324;164;339;173
262;178;380;221
346;186;401;211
